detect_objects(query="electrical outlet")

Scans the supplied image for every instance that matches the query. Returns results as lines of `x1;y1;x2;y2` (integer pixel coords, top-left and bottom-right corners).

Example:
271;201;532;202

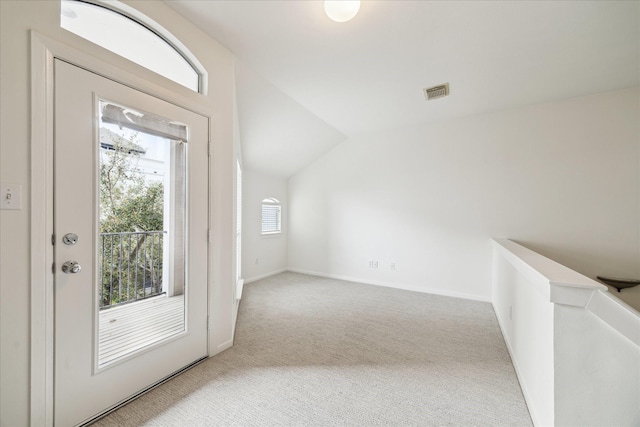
368;260;378;268
1;184;22;210
390;262;396;270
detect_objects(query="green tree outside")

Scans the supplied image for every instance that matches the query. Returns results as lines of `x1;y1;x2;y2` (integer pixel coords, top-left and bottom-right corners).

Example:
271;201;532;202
99;129;165;308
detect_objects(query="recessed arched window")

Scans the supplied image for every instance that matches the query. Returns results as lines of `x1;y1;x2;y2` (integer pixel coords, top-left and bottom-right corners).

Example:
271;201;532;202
261;198;281;235
60;0;203;92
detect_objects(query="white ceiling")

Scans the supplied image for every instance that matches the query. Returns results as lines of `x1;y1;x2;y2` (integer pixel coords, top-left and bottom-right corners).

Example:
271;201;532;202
166;0;639;177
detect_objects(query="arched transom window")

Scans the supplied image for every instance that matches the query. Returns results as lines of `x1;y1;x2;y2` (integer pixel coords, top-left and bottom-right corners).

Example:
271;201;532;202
60;0;203;92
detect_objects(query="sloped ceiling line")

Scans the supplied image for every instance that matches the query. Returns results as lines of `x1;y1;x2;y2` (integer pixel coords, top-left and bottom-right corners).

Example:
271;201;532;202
166;0;640;177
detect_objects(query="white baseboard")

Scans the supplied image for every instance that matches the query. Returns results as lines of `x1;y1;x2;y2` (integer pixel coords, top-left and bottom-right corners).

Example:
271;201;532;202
492;302;540;427
244;269;287;284
213;338;234;355
286;268;490;303
236;279;244;300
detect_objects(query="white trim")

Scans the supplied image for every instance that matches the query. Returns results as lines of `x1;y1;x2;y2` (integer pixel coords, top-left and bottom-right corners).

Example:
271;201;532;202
234;158;242;300
30;33;55;427
261;231;283;238
236;279;244;301
491;238;606;307
80;0;208;95
261;232;283;238
29;30;214;426
285;268;491;303
33;32;210;116
244;269;288;285
214;338;234;354
490;238;639;346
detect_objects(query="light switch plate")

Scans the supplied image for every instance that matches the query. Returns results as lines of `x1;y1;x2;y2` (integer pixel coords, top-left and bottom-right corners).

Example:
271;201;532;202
1;183;22;210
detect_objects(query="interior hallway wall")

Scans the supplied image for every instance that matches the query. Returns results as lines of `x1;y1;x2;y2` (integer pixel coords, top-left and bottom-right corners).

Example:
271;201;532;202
242;170;288;282
288;87;640;301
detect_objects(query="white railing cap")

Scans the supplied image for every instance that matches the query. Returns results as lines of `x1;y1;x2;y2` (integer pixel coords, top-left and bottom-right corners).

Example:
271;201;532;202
492;238;606;307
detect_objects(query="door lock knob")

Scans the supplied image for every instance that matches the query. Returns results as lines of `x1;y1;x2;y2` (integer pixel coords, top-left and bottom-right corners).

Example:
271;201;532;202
62;261;82;274
62;233;79;245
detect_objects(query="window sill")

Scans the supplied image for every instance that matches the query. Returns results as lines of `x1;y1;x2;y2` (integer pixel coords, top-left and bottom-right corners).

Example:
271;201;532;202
261;232;282;239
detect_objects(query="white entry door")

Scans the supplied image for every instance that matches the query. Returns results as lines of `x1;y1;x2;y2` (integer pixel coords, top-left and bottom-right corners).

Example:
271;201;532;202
54;59;208;426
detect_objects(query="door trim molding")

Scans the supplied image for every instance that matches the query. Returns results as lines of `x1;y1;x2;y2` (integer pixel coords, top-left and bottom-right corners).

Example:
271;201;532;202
30;31;213;426
30;32;55;427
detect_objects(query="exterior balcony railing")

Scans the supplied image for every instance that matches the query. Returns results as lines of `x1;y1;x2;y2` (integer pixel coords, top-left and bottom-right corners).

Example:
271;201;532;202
99;230;166;309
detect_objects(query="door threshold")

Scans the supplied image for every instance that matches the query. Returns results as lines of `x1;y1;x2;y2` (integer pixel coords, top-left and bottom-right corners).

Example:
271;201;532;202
80;356;208;426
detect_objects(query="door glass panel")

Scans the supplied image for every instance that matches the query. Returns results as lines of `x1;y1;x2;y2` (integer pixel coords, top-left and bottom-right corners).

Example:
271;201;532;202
97;100;187;368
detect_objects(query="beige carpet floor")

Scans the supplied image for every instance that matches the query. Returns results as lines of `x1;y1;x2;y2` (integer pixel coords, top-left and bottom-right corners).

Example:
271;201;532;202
94;272;532;426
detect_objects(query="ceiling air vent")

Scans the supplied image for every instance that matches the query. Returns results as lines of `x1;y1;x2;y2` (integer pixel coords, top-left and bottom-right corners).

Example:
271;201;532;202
424;83;449;101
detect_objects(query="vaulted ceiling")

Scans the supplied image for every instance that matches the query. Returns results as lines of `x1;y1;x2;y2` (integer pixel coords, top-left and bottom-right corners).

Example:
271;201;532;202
166;1;639;177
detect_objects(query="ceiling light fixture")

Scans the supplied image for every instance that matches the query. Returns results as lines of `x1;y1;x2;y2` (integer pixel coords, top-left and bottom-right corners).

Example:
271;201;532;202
324;0;360;23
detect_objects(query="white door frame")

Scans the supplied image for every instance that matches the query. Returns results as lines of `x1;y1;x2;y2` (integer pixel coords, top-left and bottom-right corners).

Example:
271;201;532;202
30;31;213;426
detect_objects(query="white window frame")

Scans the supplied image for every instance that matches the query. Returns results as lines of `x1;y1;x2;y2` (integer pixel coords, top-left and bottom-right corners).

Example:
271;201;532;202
261;198;282;236
60;0;207;94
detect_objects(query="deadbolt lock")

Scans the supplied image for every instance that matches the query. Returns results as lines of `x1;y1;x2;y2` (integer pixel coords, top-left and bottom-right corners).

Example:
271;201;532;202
62;233;79;245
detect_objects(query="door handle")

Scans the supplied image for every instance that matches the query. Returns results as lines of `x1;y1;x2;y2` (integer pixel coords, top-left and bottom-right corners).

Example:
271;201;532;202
62;261;82;274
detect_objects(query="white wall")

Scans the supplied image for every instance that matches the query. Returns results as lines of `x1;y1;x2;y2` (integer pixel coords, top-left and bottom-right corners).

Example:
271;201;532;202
242;170;288;283
554;303;640;426
288;88;640;301
492;252;555;426
0;2;236;425
492;238;640;426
